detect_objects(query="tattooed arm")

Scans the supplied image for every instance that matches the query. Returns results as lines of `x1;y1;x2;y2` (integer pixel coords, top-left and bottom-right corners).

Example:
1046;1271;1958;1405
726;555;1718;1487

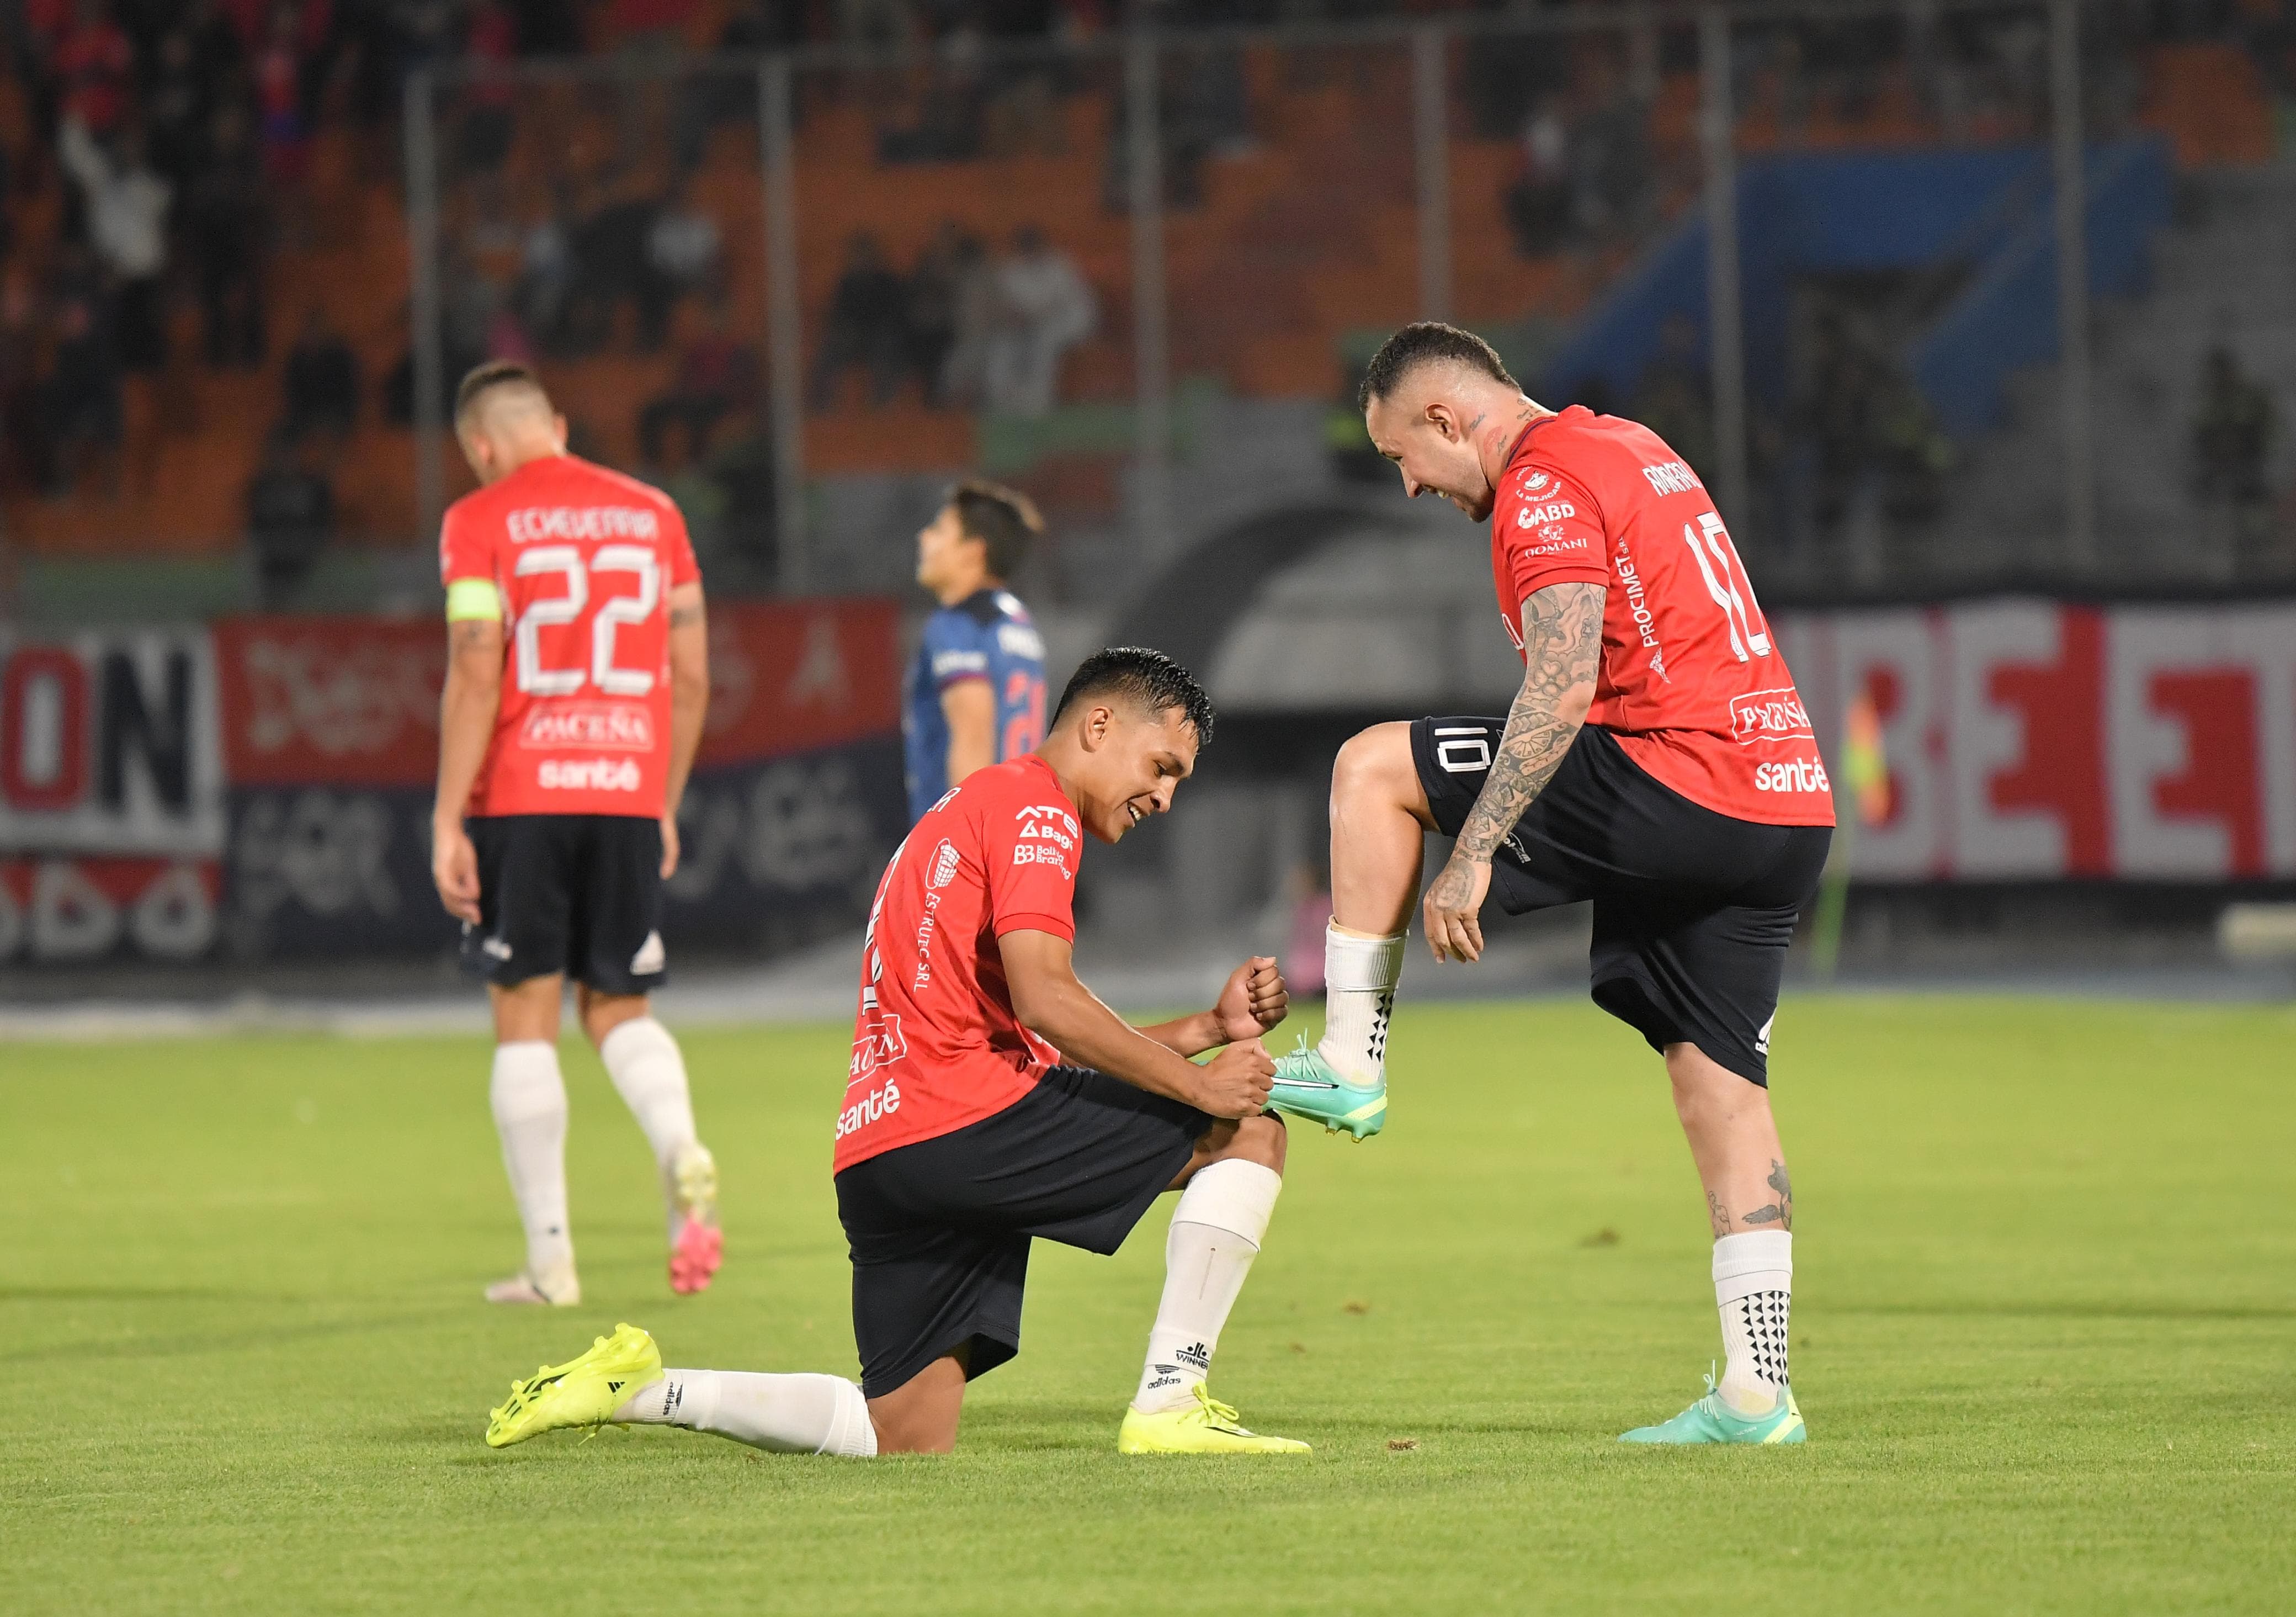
1422;581;1606;962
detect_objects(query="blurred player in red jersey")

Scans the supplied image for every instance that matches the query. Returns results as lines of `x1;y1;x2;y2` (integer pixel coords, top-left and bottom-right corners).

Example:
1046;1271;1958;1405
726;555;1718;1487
481;650;1315;1459
429;362;722;1307
1268;324;1833;1446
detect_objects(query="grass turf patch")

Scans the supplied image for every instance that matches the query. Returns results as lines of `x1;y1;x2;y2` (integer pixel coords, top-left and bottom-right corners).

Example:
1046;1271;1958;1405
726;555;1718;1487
3;996;2292;1614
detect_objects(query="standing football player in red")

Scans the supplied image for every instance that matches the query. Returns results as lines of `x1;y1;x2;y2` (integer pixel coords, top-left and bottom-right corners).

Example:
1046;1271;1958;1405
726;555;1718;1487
429;362;722;1306
1264;324;1833;1446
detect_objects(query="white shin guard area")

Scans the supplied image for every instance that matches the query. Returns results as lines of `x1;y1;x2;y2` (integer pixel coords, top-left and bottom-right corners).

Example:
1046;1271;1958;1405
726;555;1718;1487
620;1370;876;1457
488;1041;573;1284
1713;1230;1793;1414
1131;1159;1284;1414
1317;924;1405;1087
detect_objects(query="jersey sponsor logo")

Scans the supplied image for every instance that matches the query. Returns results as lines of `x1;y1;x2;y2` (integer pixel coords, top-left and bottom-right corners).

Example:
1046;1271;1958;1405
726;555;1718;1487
1012;841;1072;877
1641;460;1702;497
996;623;1045;660
504;505;661;544
1519;518;1587;558
1729;687;1816;746
834;1077;902;1140
1614;538;1670;681
536;757;642;792
1015;803;1078;849
930;838;961;889
1515;500;1578;528
1753;757;1831;794
931;649;989;679
913;883;947;988
518;701;655;752
848;1012;906;1080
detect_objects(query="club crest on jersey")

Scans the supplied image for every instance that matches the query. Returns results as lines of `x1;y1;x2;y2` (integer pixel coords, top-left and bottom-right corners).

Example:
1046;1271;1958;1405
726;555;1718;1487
1522;470;1554;495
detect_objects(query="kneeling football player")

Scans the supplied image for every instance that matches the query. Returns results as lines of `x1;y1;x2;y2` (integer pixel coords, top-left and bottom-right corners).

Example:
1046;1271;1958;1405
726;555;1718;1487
485;648;1311;1456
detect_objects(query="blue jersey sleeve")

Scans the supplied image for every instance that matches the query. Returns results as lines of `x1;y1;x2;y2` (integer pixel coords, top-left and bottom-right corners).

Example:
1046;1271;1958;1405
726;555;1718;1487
921;611;995;691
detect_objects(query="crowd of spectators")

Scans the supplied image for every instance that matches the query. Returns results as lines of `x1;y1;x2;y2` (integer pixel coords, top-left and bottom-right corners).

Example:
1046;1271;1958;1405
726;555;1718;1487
0;0;2288;591
810;221;1094;417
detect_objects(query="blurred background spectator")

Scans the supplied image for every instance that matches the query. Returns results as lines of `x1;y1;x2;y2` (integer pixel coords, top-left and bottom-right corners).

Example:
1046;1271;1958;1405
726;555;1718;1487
282;306;361;441
984;224;1094;418
810;231;910;410
245;425;332;605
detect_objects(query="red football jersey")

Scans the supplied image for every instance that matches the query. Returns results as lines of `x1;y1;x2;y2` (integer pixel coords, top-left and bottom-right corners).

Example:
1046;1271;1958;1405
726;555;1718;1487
835;755;1080;1173
438;454;701;819
1489;406;1835;827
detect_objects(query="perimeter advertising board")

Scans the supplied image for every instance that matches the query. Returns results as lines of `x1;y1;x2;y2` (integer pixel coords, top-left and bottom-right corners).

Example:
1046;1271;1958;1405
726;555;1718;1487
0;601;905;963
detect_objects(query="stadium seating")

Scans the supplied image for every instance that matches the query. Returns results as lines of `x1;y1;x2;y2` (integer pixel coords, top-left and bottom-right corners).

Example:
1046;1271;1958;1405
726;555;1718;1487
1;27;2278;568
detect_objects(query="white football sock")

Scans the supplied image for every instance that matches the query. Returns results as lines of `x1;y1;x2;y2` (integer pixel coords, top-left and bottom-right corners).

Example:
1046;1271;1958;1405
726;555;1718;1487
598;1016;698;1239
490;1041;573;1290
1316;923;1405;1087
1131;1159;1283;1414
599;1015;698;1165
1713;1230;1793;1415
616;1369;877;1457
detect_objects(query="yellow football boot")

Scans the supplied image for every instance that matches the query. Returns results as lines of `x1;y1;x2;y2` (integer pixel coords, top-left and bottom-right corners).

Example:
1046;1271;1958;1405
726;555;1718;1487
484;1322;663;1449
1117;1383;1310;1455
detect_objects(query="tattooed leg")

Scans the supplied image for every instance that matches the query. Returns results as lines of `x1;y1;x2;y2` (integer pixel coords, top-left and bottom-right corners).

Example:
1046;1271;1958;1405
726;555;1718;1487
1663;1042;1791;1237
1667;1042;1797;1415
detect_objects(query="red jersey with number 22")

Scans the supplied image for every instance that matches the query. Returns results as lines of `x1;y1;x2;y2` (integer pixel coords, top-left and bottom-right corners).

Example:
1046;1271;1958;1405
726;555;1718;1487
1489;406;1833;828
835;755;1080;1173
439;454;700;819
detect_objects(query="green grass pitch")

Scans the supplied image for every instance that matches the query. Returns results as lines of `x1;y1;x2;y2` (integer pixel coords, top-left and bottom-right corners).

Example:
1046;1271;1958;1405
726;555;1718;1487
4;996;2293;1614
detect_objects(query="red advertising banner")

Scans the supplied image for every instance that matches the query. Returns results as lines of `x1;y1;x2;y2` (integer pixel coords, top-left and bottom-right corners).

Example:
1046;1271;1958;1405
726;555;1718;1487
695;598;902;768
211;598;902;787
1775;601;2296;881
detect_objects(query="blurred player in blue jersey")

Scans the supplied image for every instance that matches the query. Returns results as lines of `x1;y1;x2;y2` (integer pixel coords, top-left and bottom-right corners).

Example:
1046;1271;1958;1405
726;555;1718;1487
903;479;1048;824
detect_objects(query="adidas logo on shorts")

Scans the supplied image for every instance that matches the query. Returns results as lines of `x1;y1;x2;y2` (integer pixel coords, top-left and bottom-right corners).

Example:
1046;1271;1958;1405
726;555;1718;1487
630;931;666;975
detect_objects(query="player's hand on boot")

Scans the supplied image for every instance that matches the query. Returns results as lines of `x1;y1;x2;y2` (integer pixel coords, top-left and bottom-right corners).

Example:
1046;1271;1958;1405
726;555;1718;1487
1214;955;1288;1041
1424;853;1491;963
432;819;482;925
1194;1038;1275;1119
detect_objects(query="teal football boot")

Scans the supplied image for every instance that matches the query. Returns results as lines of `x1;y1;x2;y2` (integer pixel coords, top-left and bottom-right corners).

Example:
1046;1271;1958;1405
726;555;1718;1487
1265;1038;1386;1141
1619;1367;1806;1445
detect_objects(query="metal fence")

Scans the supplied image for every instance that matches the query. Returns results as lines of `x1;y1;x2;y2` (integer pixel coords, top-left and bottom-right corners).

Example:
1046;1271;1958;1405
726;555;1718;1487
403;0;2292;605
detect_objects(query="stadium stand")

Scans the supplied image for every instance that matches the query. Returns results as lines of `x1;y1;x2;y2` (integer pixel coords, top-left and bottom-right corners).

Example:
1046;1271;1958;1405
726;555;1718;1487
0;2;2287;593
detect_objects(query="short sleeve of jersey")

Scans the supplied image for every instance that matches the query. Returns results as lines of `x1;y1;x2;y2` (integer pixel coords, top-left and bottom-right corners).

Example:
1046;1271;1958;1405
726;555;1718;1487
985;795;1078;943
661;501;701;588
1495;460;1610;610
922;609;993;692
438;501;496;585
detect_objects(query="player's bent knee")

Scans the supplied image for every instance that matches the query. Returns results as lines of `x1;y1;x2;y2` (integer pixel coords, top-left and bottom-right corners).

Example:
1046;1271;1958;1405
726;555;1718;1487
1331;722;1415;804
1195;1112;1286;1176
578;987;651;1046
